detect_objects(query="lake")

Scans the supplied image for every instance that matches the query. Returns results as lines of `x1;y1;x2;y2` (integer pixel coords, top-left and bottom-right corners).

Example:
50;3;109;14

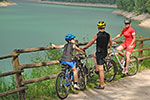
0;0;150;73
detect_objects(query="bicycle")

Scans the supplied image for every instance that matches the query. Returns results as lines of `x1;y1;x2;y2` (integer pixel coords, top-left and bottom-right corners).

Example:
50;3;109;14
55;54;87;99
79;52;117;82
109;45;139;76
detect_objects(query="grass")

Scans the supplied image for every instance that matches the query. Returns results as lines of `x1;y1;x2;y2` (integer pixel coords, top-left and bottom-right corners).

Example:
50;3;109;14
0;42;150;100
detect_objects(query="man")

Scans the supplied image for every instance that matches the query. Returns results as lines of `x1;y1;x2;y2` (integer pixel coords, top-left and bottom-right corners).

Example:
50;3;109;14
81;21;112;89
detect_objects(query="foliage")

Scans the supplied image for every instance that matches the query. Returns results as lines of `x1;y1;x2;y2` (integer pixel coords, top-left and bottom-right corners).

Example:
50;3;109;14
116;0;150;14
146;0;150;14
42;0;116;4
0;0;7;2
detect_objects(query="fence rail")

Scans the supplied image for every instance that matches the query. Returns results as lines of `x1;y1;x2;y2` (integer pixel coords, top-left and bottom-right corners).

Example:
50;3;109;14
0;37;150;99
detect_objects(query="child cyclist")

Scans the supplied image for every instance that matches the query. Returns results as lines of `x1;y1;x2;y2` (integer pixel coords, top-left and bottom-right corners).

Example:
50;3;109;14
52;34;85;89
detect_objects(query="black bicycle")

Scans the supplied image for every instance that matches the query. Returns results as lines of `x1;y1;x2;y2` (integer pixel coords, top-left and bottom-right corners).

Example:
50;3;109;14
79;53;118;82
55;54;87;99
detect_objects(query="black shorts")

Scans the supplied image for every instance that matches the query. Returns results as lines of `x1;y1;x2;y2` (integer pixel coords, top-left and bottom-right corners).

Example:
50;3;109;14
96;52;107;65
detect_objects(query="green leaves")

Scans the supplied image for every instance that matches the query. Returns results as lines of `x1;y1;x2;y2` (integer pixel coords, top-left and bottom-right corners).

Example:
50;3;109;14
116;0;150;14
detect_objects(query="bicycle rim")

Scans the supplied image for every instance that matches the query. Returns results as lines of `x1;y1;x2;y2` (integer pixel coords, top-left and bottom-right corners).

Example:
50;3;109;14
127;56;139;76
55;72;69;99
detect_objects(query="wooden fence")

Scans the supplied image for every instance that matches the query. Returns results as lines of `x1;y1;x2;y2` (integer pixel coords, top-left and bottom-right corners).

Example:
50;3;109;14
0;37;150;99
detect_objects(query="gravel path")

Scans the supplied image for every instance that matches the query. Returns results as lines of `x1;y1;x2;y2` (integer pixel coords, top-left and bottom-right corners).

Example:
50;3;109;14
66;69;150;100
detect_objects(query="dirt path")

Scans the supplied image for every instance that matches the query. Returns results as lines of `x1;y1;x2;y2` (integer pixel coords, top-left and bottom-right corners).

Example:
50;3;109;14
66;69;150;100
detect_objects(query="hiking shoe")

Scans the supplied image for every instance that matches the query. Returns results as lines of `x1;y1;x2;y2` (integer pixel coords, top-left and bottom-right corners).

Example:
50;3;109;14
94;85;105;89
122;68;128;74
74;84;80;90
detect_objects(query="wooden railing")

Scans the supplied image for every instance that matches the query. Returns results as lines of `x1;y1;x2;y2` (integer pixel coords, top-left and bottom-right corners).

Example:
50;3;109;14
0;37;150;99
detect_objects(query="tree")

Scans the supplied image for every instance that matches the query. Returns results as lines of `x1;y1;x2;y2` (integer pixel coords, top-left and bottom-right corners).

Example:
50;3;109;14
146;0;150;14
134;0;147;14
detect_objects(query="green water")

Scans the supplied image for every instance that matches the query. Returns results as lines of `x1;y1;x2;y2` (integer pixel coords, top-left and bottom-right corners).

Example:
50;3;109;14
0;0;150;73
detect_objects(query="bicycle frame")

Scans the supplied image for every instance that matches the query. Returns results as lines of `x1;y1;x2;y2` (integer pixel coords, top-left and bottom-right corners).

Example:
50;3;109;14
61;67;74;87
111;47;125;69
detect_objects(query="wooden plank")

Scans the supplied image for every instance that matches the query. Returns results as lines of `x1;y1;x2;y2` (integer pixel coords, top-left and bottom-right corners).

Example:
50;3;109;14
18;46;53;53
0;86;28;97
0;70;24;77
22;74;57;85
21;60;60;69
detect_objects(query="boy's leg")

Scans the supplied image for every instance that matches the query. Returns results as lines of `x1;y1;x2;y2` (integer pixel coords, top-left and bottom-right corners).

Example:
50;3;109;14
71;67;78;83
71;66;80;89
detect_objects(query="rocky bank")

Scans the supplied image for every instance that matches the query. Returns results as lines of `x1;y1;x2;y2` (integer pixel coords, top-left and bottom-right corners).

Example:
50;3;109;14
113;10;150;28
0;2;16;7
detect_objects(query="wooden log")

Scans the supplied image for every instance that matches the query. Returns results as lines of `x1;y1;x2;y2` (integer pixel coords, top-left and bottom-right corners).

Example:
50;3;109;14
0;86;28;97
0;70;24;77
11;50;25;99
135;38;150;42
133;48;150;52
138;36;144;63
21;60;60;69
18;46;53;53
138;56;150;61
22;74;57;85
0;54;17;60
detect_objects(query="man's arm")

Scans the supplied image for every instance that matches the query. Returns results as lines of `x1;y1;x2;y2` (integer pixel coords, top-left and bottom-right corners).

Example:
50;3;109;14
81;34;97;50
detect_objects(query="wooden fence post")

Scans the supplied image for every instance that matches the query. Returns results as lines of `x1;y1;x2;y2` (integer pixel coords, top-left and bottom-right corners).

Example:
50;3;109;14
138;36;144;64
11;50;25;100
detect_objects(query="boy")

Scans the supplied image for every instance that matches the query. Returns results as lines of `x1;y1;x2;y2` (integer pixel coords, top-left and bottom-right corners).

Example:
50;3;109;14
81;21;112;89
52;34;85;89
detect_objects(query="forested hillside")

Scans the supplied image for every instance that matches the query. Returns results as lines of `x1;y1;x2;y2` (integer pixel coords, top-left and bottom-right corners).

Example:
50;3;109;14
41;0;116;4
116;0;150;14
0;0;7;1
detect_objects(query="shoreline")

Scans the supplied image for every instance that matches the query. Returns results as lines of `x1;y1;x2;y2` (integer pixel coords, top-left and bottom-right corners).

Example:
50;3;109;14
113;10;150;28
0;2;16;7
36;0;117;8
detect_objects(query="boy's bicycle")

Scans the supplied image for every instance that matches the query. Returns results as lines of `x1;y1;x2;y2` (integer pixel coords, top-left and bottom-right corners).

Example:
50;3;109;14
109;45;139;76
55;54;87;99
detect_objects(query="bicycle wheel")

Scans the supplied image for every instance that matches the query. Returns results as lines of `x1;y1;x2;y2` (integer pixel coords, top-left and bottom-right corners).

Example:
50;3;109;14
127;56;139;76
104;59;117;82
77;67;87;90
55;71;69;99
85;56;95;77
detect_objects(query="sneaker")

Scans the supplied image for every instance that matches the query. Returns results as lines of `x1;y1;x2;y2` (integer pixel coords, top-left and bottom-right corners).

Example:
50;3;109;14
74;84;80;90
122;68;128;74
94;85;105;89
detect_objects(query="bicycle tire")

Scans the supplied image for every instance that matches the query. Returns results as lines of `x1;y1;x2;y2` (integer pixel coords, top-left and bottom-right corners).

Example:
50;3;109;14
77;67;87;90
104;59;117;82
127;56;139;76
55;71;69;99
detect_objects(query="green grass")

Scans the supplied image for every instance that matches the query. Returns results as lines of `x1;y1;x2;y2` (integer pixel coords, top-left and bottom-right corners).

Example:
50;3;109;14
0;42;150;100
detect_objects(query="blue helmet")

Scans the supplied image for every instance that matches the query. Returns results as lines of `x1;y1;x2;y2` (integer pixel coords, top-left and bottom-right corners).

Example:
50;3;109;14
65;34;76;40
